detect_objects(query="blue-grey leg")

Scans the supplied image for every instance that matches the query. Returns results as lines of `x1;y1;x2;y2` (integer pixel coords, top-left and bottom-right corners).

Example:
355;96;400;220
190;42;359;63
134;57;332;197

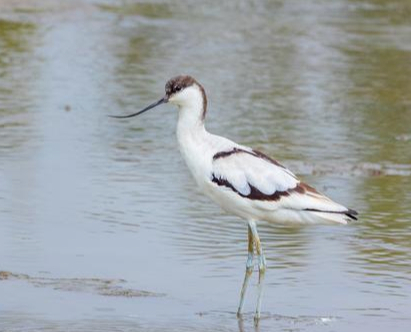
249;221;267;323
237;222;254;316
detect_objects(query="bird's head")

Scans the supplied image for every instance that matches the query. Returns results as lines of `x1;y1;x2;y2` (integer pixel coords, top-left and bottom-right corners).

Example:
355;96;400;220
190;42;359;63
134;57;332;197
110;75;207;120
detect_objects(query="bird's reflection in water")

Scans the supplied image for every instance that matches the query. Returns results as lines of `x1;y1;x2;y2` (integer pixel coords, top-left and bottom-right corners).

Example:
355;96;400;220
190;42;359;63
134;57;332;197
237;316;260;332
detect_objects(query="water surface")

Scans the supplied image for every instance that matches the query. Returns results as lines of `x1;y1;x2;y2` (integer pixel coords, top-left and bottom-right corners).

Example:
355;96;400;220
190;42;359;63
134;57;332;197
0;1;410;331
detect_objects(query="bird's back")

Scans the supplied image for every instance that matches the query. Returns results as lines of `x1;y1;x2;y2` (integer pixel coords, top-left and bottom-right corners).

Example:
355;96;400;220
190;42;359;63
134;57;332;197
177;127;357;225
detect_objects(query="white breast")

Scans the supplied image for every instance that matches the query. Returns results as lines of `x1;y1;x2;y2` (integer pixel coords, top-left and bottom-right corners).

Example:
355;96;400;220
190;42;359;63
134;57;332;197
176;111;236;190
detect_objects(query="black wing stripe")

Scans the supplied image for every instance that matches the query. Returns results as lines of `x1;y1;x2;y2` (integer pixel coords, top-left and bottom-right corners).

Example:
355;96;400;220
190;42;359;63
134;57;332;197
212;148;243;160
213;148;286;168
211;174;306;201
211;175;359;220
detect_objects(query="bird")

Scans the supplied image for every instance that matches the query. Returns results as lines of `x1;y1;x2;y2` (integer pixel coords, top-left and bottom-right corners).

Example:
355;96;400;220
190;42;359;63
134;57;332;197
110;75;358;323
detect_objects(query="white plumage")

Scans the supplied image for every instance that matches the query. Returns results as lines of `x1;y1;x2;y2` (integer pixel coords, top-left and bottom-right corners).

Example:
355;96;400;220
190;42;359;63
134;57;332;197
171;84;356;226
111;75;358;323
212;149;297;195
208;147;354;224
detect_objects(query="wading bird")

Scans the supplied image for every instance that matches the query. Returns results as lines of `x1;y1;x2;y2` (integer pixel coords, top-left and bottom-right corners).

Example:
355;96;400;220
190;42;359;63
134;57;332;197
111;75;358;322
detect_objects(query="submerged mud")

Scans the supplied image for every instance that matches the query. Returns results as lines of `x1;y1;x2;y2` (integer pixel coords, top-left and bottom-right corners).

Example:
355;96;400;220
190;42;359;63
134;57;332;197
0;271;164;298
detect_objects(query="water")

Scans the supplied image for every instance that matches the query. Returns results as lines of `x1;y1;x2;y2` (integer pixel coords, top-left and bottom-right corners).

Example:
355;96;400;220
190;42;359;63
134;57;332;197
0;0;410;331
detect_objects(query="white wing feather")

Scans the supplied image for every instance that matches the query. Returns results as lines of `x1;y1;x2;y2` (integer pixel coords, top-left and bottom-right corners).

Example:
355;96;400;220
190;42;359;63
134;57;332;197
211;150;351;215
213;152;298;196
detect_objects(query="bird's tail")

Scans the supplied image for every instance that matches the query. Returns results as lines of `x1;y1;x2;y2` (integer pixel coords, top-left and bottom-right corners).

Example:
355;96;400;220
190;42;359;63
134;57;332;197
308;208;358;225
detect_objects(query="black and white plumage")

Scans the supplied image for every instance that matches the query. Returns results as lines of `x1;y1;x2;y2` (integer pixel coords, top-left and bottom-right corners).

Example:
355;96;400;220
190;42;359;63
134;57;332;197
210;146;357;225
111;75;358;323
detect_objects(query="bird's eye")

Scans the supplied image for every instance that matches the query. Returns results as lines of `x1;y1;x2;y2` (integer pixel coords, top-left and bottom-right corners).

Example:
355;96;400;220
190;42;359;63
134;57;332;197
175;86;181;92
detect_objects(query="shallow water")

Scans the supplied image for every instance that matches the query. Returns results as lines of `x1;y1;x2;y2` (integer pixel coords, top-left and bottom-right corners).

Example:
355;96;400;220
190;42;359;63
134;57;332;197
0;0;410;331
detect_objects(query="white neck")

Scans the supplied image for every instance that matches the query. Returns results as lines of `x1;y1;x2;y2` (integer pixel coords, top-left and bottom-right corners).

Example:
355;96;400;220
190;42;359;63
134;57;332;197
170;84;206;130
174;86;212;184
176;99;207;153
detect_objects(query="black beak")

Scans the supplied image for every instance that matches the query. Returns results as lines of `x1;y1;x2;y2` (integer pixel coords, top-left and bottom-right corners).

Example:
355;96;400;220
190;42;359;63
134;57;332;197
109;97;167;119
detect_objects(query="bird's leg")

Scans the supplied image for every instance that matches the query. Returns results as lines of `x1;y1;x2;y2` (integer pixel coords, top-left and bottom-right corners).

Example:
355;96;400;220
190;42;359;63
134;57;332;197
237;222;255;316
249;221;266;323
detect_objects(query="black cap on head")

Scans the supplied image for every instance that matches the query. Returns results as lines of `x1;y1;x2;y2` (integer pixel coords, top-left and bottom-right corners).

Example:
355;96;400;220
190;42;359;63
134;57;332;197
165;75;197;98
165;75;207;120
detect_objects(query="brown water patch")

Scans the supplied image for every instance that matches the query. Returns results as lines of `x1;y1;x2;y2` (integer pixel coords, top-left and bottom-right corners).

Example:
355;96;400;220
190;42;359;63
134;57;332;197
97;2;172;19
0;270;164;298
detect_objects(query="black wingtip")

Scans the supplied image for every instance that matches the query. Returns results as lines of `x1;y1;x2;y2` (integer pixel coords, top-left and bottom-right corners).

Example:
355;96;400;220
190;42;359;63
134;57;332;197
346;209;359;221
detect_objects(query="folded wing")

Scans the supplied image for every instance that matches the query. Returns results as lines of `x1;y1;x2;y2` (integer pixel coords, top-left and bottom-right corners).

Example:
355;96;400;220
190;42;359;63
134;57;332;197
211;148;357;222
